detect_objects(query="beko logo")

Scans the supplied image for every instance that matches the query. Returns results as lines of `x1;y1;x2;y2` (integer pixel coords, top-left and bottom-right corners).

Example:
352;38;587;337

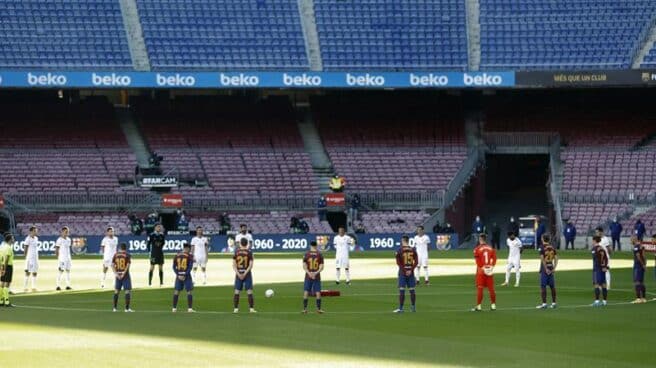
27;72;67;86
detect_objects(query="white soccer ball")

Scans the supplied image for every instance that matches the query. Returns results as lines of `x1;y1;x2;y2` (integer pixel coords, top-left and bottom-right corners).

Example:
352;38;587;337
265;289;275;298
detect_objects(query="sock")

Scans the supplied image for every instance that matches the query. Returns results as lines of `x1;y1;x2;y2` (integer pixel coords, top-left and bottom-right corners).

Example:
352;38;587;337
415;266;421;281
424;268;429;282
57;271;63;288
551;287;557;303
399;289;406;309
0;287;4;304
410;289;416;306
606;272;611;290
505;269;510;284
159;270;163;285
489;286;497;304
594;287;600;300
303;298;308;310
248;294;254;308
31;275;37;290
202;271;207;284
102;271;106;284
65;271;71;287
641;285;647;298
515;271;520;285
173;294;179;308
24;275;29;290
233;294;240;308
602;288;608;300
345;269;350;282
2;287;7;304
113;293;119;308
125;293;131;309
192;270;197;281
336;269;340;282
541;288;547;303
477;287;483;305
148;270;153;285
316;298;322;310
187;294;193;309
636;285;642;298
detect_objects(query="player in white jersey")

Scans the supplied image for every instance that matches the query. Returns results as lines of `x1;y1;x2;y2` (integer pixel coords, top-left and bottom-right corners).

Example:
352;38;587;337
100;227;118;288
191;226;210;285
413;226;431;285
55;226;72;291
333;226;354;285
502;232;523;287
23;226;39;292
235;224;253;250
595;227;612;289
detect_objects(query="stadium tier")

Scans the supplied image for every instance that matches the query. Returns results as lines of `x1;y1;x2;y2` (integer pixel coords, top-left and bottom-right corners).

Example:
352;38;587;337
480;0;656;70
136;0;309;70
0;0;132;69
561;203;633;234
314;0;468;70
15;212;131;236
359;211;430;233
643;48;656;68
620;207;656;237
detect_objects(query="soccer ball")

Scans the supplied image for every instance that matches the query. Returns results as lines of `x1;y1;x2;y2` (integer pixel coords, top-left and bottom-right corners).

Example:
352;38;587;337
265;289;275;298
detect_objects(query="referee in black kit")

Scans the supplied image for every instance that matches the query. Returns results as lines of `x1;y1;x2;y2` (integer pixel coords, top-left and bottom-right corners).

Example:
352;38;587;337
148;223;166;287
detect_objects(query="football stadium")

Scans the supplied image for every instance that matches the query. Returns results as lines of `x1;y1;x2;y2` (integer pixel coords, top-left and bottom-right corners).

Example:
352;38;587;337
1;1;656;367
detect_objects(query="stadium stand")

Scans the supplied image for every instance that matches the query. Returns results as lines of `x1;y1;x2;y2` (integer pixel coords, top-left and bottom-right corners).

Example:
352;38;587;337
0;0;132;69
359;211;430;233
561;203;633;235
642;48;656;67
620;207;656;237
15;212;131;236
314;94;466;194
135;96;318;202
480;0;656;70
188;211;332;234
136;0;309;70
314;0;468;70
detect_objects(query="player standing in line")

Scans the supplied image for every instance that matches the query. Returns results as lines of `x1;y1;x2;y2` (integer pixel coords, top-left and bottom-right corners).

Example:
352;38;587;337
23;226;39;292
0;233;16;307
536;235;558;309
100;227;118;289
172;243;194;313
191;226;210;285
235;224;253;249
302;241;324;314
333;226;353;285
413;226;431;286
55;227;72;291
394;235;418;313
630;236;647;304
501;231;522;287
232;238;256;313
595;227;612;289
591;235;609;307
472;234;497;312
112;243;133;312
147;223;166;287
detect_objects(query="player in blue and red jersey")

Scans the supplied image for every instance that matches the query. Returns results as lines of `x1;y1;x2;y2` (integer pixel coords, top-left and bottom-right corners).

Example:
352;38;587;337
536;234;558;309
631;236;647;304
302;241;324;314
394;235;418;313
111;243;132;312
172;243;194;312
233;237;256;313
591;236;609;307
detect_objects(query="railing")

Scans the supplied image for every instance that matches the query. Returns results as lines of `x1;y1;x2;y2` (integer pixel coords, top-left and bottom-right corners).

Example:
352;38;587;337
182;195;319;211
483;132;558;147
561;191;656;205
356;191;444;210
5;192;160;212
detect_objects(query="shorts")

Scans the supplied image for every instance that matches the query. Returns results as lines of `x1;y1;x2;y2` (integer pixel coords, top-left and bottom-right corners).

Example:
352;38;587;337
335;255;349;269
507;257;521;269
58;259;71;271
103;258;113;268
193;256;207;269
593;271;607;285
174;275;194;292
633;267;645;283
1;265;13;283
417;253;429;267
304;278;322;294
234;273;253;291
25;258;39;273
476;274;494;289
150;252;164;265
540;272;555;288
398;273;417;289
115;275;132;291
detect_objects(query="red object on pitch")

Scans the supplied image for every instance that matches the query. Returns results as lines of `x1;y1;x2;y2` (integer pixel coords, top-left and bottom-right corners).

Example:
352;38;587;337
320;290;341;297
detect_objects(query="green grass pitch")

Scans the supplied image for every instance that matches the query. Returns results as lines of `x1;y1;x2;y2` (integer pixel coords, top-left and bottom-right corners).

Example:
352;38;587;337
1;253;655;367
